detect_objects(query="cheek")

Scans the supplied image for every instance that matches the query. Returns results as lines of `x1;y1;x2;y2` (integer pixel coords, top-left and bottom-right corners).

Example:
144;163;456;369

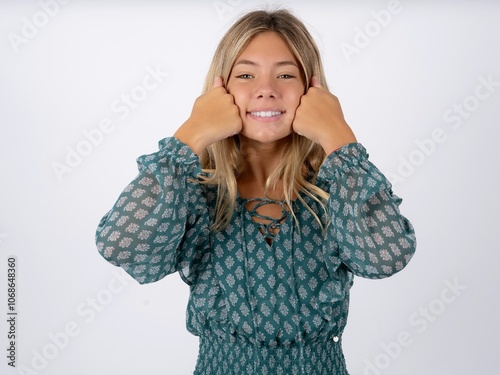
233;96;247;118
232;92;245;108
227;88;247;112
286;90;304;110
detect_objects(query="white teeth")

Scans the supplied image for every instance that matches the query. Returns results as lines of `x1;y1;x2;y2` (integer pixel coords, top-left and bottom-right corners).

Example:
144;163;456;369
250;111;283;117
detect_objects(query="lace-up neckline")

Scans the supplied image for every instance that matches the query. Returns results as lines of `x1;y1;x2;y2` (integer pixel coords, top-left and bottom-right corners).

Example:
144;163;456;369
242;197;289;244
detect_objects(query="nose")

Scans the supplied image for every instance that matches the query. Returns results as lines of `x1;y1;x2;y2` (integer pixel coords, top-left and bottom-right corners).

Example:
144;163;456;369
255;76;277;99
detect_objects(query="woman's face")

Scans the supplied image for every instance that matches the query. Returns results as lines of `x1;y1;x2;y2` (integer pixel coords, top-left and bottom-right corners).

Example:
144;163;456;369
226;31;305;144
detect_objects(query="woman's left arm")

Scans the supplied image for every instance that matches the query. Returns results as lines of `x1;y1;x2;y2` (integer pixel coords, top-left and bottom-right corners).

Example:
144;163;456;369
294;77;416;278
317;144;416;279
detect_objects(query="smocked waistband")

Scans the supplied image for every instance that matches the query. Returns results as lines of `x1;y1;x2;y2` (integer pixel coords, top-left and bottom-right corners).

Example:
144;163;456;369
193;334;349;375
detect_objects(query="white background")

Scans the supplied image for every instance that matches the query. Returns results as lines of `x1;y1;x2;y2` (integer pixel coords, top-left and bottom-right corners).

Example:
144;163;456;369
1;0;499;374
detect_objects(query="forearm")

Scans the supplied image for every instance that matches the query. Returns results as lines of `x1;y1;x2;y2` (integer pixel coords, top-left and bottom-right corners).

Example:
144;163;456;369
319;143;416;279
95;137;208;284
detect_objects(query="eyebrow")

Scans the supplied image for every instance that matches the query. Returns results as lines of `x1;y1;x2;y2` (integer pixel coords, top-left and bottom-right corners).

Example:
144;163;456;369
233;59;299;68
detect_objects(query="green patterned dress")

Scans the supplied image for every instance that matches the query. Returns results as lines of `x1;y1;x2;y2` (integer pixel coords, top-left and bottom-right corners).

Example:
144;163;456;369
96;137;416;374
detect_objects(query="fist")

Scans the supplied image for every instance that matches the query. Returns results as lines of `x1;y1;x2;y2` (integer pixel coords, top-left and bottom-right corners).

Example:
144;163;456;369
293;76;356;154
174;76;242;155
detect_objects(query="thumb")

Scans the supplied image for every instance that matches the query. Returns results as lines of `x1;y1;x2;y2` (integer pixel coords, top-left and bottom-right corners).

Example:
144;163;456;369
212;76;224;89
310;76;322;89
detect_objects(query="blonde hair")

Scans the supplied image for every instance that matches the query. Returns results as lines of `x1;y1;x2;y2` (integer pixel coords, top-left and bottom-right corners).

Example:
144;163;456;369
198;8;329;230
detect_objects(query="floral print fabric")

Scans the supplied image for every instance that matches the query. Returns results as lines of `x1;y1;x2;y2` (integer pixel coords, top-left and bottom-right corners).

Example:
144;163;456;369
95;137;416;374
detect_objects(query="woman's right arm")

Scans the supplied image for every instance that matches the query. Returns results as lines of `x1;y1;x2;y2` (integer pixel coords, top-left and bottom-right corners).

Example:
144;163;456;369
95;137;211;285
96;76;241;284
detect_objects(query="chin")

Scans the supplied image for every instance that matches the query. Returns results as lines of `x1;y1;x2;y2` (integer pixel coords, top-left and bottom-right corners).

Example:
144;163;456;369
238;130;293;144
240;119;293;142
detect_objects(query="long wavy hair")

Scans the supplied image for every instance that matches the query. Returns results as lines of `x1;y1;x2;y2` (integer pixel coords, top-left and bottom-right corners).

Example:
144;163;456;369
198;8;330;230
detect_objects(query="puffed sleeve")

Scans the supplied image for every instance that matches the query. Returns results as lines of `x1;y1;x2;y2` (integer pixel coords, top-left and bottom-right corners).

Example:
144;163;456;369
317;143;416;279
95;137;211;285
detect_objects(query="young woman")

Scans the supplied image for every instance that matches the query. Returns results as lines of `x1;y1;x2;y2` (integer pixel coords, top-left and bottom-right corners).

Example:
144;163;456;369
95;9;416;375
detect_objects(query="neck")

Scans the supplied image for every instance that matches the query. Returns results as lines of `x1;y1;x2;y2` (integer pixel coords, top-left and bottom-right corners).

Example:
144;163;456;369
237;135;291;198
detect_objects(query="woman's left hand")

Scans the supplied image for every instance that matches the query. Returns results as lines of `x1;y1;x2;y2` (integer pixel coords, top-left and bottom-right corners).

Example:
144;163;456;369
292;76;357;154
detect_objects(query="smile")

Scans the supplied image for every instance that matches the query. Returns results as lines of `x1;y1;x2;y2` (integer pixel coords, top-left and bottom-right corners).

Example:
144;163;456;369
248;110;284;118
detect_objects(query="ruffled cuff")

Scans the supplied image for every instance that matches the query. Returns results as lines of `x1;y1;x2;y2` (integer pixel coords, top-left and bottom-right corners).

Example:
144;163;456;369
136;136;202;178
317;143;389;190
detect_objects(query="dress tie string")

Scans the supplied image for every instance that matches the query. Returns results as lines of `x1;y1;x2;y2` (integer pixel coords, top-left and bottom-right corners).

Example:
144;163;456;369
245;197;288;241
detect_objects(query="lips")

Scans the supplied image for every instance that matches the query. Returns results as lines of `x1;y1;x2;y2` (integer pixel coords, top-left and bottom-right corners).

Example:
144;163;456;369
248;110;285;118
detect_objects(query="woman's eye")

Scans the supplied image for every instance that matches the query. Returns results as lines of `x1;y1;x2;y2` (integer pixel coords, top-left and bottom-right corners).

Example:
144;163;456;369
278;74;295;79
236;74;253;79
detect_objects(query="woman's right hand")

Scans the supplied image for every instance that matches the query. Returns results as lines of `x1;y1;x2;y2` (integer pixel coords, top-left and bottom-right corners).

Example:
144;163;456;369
173;76;242;155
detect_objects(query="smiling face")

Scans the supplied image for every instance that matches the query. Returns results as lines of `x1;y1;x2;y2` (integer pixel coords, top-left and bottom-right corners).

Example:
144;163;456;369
226;31;305;145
